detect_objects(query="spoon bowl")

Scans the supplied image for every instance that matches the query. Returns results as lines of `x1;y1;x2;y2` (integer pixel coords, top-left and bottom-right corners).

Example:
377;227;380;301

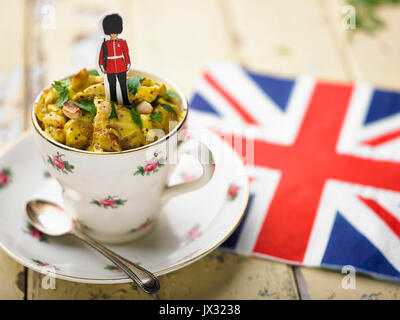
26;200;73;236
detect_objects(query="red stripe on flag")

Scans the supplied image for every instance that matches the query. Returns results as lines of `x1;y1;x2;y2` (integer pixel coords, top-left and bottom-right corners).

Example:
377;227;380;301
251;83;354;262
360;128;400;147
203;71;259;125
358;196;400;239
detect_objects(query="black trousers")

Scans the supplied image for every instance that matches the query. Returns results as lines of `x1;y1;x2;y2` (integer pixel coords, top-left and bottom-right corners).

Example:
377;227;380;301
107;71;130;106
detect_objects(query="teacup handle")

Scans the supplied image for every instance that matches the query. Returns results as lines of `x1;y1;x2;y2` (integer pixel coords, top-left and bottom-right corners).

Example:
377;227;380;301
161;140;215;206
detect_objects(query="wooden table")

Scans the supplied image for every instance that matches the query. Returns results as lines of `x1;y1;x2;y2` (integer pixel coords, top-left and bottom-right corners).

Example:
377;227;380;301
1;0;400;300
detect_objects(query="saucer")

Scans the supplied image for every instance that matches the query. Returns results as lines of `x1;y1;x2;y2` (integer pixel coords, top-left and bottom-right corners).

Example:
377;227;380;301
0;130;249;284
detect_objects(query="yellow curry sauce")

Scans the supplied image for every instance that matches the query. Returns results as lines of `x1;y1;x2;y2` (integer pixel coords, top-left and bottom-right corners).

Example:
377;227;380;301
34;68;185;152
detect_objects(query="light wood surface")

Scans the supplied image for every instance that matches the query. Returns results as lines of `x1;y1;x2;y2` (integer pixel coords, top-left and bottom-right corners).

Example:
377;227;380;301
0;0;26;300
0;0;399;299
27;251;298;300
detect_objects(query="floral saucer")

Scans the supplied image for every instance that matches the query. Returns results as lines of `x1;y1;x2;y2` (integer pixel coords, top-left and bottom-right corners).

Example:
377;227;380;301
0;130;249;284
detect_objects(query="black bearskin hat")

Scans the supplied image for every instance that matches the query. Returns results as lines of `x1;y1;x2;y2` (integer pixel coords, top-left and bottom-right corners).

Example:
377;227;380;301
102;14;123;35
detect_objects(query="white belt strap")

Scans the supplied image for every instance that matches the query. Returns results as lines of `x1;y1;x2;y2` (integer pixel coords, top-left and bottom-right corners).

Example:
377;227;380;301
107;55;124;60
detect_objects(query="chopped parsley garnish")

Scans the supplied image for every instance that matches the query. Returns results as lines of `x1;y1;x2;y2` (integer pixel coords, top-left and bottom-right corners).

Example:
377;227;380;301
109;101;118;119
162;90;179;99
89;70;100;76
73;100;97;119
150;111;162;123
127;76;145;95
52;80;69;108
130;107;143;128
160;103;177;114
60;77;71;87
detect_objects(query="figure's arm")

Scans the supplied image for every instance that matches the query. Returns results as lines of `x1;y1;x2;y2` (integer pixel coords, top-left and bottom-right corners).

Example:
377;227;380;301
122;40;131;69
99;44;105;73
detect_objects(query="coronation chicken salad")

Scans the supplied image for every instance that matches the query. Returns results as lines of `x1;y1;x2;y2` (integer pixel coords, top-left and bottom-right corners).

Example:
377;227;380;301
34;68;185;152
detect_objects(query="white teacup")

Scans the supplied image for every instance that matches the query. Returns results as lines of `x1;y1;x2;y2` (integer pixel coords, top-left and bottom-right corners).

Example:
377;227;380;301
31;68;215;244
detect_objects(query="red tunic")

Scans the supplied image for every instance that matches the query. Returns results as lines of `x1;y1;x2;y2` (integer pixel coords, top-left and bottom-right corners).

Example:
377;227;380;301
99;39;131;74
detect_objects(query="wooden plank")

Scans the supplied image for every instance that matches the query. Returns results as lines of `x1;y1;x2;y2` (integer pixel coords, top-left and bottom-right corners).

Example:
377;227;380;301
0;250;25;300
228;0;349;81
124;0;237;96
0;0;26;300
28;251;298;299
0;0;24;142
322;0;400;89
298;267;400;300
26;0;299;300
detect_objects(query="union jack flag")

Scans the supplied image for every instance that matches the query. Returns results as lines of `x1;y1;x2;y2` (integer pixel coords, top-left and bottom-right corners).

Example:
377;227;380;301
189;61;400;282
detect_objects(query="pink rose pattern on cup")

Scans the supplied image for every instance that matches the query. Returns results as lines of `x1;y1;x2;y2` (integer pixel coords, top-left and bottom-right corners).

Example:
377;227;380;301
25;223;49;243
129;218;154;233
0;168;11;190
91;196;127;209
227;184;239;201
134;151;165;176
186;224;201;241
48;152;74;174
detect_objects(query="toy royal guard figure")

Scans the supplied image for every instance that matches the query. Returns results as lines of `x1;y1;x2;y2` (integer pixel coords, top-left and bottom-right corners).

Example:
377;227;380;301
98;13;131;106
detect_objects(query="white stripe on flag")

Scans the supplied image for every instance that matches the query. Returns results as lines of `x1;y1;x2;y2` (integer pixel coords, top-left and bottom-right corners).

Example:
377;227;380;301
284;74;315;144
337;82;400;161
204;61;315;145
303;180;340;266
234;167;281;255
195;77;244;125
206;61;285;122
369;191;400;222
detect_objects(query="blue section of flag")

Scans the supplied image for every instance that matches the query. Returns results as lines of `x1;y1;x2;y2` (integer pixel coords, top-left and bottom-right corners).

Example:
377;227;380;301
321;212;400;279
245;68;294;112
364;89;400;125
220;194;254;249
190;93;221;116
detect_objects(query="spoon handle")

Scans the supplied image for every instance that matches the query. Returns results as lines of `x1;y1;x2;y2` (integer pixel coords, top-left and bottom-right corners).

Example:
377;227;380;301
70;229;160;293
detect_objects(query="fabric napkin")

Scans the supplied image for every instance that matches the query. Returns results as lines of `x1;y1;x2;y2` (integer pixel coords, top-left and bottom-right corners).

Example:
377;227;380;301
188;61;400;282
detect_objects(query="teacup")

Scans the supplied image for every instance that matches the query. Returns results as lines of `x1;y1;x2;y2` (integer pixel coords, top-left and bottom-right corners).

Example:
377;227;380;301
31;68;215;244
